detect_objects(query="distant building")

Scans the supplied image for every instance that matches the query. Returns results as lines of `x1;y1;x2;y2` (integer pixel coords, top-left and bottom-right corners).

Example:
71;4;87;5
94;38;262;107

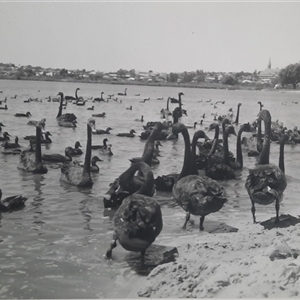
258;58;281;82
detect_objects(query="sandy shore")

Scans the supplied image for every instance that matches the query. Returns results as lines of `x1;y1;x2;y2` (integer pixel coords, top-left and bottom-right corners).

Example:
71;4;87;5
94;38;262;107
127;215;300;299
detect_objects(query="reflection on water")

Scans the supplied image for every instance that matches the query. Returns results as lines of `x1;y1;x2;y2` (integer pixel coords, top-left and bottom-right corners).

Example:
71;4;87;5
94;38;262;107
0;80;300;298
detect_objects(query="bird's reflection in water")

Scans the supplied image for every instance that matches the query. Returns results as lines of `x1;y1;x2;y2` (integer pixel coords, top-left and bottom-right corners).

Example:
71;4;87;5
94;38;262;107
79;189;94;232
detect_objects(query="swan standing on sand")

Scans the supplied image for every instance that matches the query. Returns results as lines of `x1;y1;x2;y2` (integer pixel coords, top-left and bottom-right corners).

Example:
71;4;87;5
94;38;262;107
60;119;95;187
172;123;227;230
105;162;163;260
245;109;288;224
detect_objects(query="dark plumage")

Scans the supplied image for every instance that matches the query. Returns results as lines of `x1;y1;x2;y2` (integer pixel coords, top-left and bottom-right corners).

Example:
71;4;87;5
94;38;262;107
0;189;28;212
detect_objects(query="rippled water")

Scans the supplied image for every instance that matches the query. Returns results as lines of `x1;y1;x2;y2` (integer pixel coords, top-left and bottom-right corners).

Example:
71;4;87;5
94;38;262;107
0;79;300;298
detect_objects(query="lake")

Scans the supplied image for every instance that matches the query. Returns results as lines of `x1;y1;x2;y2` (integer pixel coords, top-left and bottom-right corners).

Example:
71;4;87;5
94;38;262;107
0;79;300;298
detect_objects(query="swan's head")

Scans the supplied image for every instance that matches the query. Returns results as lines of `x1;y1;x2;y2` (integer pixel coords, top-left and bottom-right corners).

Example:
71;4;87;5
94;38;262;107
207;123;219;132
92;156;102;163
103;138;108;144
45;131;52;137
88;118;96;128
238;103;242;107
172;122;186;135
179;92;184;96
57;92;64;97
0;122;5;127
75;141;82;148
225;125;237;137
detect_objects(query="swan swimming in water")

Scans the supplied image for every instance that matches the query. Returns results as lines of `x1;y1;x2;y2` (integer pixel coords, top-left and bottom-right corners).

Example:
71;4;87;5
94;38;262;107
60;119;95;187
18;122;48;174
65;141;83;156
0;189;28;212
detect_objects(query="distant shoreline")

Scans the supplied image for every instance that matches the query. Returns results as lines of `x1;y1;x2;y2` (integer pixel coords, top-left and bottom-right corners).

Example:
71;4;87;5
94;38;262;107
0;76;281;92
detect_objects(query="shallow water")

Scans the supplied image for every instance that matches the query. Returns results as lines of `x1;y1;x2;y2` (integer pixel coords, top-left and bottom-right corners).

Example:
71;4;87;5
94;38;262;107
0;79;300;298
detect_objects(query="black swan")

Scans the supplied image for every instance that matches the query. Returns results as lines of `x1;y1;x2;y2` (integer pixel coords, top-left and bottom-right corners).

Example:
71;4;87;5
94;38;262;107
92;126;112;135
91;138;109;150
105;162;163;260
94;92;105;102
172;122;227;230
116;129;136;137
0;189;28;212
15;111;31;117
65;87;80;101
117;88;127;96
18;123;48;174
56;92;77;125
60;119;95;187
65;141;83;156
245;109;288;224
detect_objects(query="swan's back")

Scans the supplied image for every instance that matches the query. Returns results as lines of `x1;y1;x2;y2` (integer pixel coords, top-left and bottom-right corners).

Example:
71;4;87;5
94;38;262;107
173;175;227;215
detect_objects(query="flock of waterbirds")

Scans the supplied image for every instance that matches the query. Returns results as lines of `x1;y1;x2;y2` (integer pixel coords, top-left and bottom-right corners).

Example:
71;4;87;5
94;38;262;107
0;86;299;262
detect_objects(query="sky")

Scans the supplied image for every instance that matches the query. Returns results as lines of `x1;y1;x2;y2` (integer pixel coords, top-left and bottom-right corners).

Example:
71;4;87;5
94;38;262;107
1;1;300;74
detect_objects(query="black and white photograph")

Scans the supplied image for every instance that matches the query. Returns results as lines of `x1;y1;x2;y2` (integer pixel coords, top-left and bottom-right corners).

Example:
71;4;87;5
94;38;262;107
1;1;300;298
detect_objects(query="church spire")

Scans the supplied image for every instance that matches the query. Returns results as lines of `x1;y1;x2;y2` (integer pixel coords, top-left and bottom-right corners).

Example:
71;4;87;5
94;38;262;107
268;58;271;69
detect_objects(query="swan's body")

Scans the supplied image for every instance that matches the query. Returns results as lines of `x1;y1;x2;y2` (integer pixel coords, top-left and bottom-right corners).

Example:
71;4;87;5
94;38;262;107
15;111;31;117
92;127;112;135
60;119;94;187
117;129;136;137
0;189;28;212
245;109;287;224
92;113;106;118
105;162;163;259
66;141;83;156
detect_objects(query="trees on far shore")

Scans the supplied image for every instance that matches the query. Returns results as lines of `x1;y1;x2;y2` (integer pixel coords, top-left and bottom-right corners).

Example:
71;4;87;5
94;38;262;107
279;63;300;89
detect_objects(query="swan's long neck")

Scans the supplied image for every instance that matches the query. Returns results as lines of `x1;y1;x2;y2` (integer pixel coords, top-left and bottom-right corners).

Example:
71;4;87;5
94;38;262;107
141;123;162;166
236;126;244;168
178;94;182;113
223;130;231;166
279;137;286;173
234;105;240;124
167;97;170;110
259;117;271;165
56;94;63;118
257;120;263;152
35;126;42;163
83;123;92;174
178;128;195;180
209;125;219;156
75;88;79;99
